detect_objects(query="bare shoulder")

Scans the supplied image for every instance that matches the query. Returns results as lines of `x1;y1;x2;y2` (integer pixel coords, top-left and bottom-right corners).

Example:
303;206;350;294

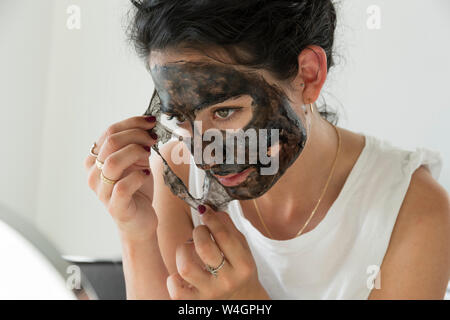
150;140;194;274
368;165;450;299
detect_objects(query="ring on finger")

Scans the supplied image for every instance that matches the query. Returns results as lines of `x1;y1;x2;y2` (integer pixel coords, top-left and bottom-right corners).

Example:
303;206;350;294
90;142;98;157
96;158;104;170
205;253;226;278
100;171;117;185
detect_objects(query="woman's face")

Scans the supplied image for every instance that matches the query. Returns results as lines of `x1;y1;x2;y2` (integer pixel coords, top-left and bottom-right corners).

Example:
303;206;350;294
170;94;254;135
149;49;307;200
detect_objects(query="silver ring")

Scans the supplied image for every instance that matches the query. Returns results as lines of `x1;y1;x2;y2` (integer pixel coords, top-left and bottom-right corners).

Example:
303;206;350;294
95;158;104;170
90;142;98;157
205;255;225;278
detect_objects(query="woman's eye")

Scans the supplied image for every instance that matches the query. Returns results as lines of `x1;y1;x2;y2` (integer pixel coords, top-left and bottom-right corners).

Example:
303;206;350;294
214;108;236;120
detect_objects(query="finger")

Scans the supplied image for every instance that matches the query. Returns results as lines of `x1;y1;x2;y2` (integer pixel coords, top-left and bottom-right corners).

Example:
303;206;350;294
87;161;101;192
84;151;96;171
108;169;151;222
97;116;157;154
192;225;231;277
97;143;151;204
88;127;157;200
84;115;156;169
166;273;200;300
176;242;210;291
213;210;250;250
198;205;247;268
97;127;158;166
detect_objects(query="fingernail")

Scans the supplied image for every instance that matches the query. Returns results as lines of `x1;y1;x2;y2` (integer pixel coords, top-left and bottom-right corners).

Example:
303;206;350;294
143;169;150;176
146;116;156;123
197;204;206;214
150;132;158;140
143;146;151;152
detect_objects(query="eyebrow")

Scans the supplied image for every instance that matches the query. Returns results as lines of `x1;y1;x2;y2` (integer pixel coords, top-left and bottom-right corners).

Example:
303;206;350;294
193;94;247;112
159;61;249;111
161;94;247;116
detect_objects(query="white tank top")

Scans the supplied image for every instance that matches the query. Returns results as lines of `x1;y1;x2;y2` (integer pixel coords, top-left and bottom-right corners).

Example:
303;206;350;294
188;133;443;299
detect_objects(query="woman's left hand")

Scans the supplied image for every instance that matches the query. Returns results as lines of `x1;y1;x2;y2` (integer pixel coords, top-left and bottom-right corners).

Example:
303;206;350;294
166;205;270;300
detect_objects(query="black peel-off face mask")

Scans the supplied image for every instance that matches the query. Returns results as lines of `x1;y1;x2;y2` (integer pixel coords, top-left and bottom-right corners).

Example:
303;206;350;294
143;61;307;212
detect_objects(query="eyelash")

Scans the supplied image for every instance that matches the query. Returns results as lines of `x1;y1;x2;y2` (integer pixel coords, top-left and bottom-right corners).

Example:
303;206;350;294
167;107;242;124
211;107;242;122
167;114;186;125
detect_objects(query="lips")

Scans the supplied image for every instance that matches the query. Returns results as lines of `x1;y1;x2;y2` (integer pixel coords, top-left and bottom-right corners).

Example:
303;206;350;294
212;167;254;187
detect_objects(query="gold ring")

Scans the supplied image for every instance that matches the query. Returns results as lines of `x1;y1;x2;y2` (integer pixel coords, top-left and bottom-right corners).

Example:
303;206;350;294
100;171;117;185
95;158;104;170
90;142;98;157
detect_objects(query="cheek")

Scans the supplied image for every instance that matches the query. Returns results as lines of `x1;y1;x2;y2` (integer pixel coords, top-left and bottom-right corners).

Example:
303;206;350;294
225;107;253;130
267;142;280;157
173;122;193;138
193;116;216;134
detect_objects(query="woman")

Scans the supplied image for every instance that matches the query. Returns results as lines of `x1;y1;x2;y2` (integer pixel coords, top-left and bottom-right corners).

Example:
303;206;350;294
84;0;449;299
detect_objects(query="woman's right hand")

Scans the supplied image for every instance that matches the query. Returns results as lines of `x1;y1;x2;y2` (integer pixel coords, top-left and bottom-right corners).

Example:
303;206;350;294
84;115;159;242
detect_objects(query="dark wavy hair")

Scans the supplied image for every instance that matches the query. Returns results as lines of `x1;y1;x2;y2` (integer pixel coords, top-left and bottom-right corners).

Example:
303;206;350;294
127;0;339;124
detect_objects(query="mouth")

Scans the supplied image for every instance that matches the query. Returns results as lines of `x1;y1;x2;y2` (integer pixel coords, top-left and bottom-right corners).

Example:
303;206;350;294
212;167;255;187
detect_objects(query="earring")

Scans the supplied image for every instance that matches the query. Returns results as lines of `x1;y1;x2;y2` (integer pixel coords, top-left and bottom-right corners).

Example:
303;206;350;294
310;103;314;113
300;83;305;87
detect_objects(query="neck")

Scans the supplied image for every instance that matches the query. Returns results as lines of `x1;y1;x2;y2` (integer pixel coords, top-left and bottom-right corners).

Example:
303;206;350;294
249;107;340;221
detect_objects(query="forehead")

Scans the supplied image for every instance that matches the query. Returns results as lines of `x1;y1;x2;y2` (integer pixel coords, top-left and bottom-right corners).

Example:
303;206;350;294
148;49;280;112
149;48;264;76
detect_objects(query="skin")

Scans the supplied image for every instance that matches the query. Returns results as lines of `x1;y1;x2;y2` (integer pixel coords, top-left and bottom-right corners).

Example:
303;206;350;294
150;45;450;299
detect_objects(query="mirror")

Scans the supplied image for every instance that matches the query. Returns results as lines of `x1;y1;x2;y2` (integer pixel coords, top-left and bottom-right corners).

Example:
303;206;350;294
0;204;97;300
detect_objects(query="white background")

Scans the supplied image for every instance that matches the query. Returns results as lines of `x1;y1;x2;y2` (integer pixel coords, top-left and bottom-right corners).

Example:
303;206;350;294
0;0;449;258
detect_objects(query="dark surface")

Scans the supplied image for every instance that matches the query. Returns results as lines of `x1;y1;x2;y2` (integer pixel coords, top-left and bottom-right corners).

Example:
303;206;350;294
65;260;126;300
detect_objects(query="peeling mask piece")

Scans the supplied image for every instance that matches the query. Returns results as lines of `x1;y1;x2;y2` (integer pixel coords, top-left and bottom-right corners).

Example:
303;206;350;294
144;61;307;212
143;89;234;212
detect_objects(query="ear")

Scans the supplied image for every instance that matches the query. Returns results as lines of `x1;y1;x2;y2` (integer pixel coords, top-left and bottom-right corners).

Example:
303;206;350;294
295;45;328;104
